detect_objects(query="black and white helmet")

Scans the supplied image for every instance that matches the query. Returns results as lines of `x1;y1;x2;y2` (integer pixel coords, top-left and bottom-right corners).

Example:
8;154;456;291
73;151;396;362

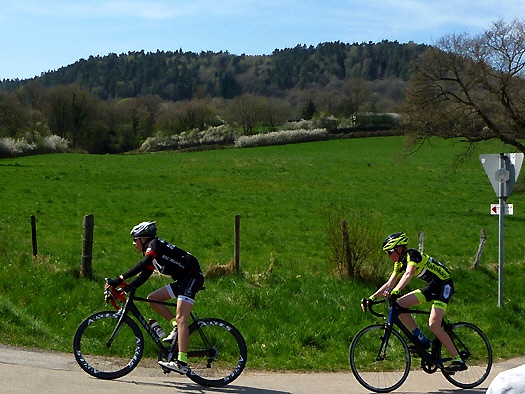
130;221;157;238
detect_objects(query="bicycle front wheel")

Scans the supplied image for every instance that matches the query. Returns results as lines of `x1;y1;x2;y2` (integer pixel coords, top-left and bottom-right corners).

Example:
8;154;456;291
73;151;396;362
73;311;144;380
185;318;247;387
441;322;492;388
350;324;411;393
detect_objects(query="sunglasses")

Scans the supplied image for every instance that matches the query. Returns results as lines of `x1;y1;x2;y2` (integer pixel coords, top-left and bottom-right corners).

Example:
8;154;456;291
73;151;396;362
387;248;396;255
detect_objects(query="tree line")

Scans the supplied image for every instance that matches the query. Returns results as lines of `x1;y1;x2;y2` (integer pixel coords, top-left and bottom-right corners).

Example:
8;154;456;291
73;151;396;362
1;40;427;101
0;40;426;154
6;20;525;158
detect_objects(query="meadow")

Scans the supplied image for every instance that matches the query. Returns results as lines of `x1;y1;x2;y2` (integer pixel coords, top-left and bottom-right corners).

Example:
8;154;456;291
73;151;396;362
1;136;524;371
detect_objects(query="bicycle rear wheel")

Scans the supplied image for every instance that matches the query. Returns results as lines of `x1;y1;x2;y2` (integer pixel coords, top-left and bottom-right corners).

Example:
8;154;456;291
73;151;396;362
73;311;144;380
350;324;411;393
185;318;247;387
441;322;492;388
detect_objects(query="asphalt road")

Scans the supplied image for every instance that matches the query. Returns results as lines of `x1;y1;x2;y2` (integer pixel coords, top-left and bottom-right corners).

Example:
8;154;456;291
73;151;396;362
1;344;523;393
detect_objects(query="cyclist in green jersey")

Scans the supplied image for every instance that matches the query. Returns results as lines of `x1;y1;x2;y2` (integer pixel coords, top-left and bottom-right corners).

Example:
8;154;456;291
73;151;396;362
364;232;467;373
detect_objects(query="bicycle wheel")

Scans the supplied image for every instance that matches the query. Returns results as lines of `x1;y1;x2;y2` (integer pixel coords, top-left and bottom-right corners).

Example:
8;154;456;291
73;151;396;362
73;311;144;380
185;318;247;387
441;322;492;388
350;324;411;393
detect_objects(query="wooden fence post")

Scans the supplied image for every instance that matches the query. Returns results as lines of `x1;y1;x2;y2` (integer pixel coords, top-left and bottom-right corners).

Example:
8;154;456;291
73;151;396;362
81;214;94;279
473;229;487;269
234;214;241;273
31;215;38;256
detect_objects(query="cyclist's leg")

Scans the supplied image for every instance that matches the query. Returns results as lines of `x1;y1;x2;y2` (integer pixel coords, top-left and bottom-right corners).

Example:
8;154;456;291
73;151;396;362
397;291;424;330
429;303;459;357
148;285;176;321
176;298;193;355
175;271;204;363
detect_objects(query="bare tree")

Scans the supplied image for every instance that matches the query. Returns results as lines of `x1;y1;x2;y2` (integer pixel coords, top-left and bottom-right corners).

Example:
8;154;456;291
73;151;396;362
342;78;369;118
403;18;525;154
229;94;262;134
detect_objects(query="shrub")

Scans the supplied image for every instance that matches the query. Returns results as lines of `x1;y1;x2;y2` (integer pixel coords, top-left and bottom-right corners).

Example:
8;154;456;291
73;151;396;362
234;128;328;148
140;125;241;152
42;135;69;152
0;134;69;157
312;114;339;132
322;203;387;284
283;119;313;130
199;125;241;145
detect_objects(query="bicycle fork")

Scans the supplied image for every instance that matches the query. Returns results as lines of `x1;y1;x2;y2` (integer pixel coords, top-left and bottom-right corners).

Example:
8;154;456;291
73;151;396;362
106;308;127;348
377;323;394;361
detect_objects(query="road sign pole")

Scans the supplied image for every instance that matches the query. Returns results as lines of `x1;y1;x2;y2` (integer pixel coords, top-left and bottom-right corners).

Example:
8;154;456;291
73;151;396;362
498;197;505;307
480;152;523;307
498;153;506;308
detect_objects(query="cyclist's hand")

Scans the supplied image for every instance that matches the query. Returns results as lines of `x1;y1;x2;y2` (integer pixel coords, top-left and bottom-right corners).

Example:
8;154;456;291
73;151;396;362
106;276;124;287
361;298;372;312
385;288;400;298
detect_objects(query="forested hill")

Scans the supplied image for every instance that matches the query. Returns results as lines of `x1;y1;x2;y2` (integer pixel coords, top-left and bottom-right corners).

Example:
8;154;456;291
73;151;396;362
0;40;428;101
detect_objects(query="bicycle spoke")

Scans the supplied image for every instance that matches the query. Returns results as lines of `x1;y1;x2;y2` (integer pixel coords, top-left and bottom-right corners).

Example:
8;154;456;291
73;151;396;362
73;311;144;380
185;318;247;387
441;322;492;389
350;324;410;393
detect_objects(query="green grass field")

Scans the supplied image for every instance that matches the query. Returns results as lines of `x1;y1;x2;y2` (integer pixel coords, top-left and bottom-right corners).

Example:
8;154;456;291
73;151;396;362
1;136;524;370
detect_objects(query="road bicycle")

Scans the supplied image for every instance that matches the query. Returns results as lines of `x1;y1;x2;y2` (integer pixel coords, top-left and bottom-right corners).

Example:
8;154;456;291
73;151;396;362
73;281;247;387
349;297;492;393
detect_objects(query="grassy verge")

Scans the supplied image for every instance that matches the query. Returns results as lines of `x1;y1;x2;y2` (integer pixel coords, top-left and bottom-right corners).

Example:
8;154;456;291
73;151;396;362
0;136;524;369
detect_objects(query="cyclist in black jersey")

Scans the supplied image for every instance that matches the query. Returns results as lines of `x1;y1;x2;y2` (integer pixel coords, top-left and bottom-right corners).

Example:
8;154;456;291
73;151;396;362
107;221;204;374
363;232;467;373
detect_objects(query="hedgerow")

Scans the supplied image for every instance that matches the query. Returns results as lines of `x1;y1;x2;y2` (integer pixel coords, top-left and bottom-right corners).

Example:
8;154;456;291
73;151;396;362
0;134;69;158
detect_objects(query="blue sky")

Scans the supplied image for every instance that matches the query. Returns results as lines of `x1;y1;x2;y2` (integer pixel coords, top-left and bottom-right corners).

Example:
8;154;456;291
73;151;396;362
2;0;525;80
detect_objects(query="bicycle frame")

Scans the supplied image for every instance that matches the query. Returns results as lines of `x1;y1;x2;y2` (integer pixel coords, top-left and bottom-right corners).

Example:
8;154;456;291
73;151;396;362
371;298;451;368
352;297;493;392
106;284;204;363
75;282;247;387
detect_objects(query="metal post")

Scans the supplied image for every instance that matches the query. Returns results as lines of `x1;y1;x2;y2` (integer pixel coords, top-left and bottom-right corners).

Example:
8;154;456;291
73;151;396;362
498;154;505;307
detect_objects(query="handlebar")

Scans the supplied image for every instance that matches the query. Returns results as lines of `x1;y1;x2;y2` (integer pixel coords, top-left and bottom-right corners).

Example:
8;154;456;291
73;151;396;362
104;278;130;310
361;298;388;317
362;296;413;319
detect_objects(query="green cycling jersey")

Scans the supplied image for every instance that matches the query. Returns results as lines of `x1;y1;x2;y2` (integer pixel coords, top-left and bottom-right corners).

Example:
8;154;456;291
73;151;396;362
393;248;451;282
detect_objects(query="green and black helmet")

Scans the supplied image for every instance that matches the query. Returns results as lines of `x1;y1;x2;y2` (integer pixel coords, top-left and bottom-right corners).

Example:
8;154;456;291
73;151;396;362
382;232;408;251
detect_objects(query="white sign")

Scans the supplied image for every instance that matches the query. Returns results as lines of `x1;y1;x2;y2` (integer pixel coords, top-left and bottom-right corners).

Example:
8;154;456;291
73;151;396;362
491;204;514;215
480;153;524;198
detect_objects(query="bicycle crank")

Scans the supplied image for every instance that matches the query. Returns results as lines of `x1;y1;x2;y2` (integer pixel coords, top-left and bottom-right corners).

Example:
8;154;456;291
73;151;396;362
421;359;439;374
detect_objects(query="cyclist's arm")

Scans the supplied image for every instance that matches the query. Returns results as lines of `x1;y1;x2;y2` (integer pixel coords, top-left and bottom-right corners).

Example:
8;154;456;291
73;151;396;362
119;255;155;288
370;271;400;300
126;269;154;288
122;255;153;278
391;264;416;294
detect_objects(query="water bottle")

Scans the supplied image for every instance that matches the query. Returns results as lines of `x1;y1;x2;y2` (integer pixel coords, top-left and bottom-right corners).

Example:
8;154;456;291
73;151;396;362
412;327;430;348
149;319;166;339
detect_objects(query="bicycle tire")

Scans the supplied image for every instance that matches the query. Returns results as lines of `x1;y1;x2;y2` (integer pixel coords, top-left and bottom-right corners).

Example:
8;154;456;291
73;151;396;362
350;324;411;393
73;310;144;380
184;318;247;387
441;322;492;388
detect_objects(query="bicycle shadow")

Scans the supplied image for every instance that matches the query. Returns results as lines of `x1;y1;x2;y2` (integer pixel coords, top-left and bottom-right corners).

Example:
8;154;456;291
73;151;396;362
396;389;487;394
117;377;292;394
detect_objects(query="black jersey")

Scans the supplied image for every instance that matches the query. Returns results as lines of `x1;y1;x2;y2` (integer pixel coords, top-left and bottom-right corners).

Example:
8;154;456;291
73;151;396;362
122;238;200;288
